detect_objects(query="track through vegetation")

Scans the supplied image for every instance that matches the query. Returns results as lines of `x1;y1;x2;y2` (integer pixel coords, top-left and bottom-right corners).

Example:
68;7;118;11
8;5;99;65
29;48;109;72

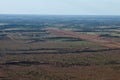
47;28;120;49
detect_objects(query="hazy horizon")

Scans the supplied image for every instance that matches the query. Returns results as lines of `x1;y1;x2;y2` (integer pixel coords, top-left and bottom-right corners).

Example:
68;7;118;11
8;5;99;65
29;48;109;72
0;0;120;15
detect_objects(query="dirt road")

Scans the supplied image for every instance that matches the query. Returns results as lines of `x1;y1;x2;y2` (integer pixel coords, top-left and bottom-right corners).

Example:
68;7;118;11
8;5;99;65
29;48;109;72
47;28;120;49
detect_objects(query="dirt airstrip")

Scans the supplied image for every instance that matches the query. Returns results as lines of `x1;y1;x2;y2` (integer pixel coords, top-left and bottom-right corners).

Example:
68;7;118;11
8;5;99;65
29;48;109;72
47;28;120;49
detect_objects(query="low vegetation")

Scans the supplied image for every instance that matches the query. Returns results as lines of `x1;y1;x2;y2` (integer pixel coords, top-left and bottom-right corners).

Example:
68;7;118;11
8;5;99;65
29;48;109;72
0;15;120;80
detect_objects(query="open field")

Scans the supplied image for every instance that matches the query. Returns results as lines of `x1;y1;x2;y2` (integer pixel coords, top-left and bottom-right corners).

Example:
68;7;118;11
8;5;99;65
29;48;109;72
0;15;120;80
0;51;120;80
47;28;120;49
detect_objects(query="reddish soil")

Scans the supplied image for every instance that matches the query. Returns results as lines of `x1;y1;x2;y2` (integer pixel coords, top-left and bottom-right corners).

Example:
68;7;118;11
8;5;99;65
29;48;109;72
47;28;120;49
0;70;6;79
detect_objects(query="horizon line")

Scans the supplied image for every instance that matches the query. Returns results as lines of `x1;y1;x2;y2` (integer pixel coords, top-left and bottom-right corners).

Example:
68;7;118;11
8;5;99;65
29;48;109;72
0;13;120;16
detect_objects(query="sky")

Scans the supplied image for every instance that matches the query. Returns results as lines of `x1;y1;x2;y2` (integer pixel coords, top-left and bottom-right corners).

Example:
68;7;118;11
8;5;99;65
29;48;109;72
0;0;120;15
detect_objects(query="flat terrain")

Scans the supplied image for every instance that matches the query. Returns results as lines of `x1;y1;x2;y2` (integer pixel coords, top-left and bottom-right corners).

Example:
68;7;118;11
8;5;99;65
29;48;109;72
47;28;120;49
0;15;120;80
0;50;120;80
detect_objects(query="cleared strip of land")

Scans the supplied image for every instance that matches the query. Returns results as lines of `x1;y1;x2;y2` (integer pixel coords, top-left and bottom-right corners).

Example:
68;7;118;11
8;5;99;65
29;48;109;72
47;28;120;49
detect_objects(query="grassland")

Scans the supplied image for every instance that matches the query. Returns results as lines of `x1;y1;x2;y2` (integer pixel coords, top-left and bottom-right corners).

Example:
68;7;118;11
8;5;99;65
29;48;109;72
0;15;120;80
0;50;120;80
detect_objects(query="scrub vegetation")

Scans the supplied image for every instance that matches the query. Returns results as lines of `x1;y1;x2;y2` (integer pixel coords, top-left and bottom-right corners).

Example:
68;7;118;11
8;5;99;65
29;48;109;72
0;15;120;80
